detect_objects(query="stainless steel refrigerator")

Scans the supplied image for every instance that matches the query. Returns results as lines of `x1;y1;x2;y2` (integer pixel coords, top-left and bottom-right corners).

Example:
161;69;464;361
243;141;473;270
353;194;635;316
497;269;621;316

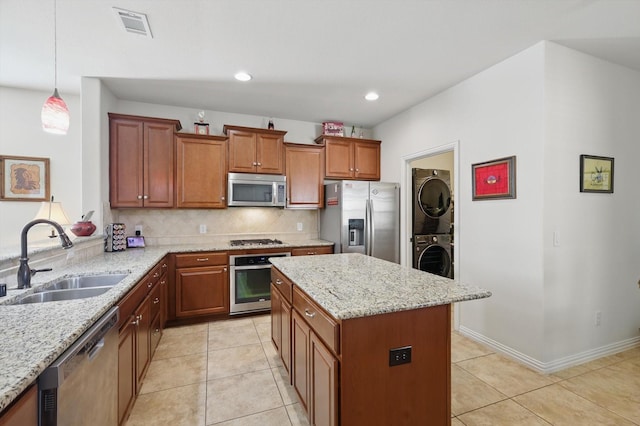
320;181;400;263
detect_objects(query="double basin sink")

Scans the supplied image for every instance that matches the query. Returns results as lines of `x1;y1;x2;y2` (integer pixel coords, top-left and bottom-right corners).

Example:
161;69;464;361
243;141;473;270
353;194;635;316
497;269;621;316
13;273;128;305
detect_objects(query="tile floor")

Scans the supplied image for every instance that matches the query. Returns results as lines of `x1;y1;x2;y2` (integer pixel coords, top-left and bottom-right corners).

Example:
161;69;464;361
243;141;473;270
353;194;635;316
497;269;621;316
125;314;640;426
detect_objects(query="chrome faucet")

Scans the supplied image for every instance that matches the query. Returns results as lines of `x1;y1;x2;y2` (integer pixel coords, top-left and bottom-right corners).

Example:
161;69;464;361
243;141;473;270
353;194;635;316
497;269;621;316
17;219;74;289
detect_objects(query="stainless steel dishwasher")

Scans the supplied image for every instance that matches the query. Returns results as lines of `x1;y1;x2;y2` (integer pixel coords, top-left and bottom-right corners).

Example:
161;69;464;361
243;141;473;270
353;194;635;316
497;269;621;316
38;306;119;426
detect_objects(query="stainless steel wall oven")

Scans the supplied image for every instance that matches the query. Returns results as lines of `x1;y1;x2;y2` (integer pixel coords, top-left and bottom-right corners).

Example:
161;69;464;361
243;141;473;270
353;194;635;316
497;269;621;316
229;252;290;315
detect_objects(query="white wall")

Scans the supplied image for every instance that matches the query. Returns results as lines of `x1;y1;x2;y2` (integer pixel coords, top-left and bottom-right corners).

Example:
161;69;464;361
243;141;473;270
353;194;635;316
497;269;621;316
374;41;640;369
375;44;548;362
542;43;640;364
0;86;83;249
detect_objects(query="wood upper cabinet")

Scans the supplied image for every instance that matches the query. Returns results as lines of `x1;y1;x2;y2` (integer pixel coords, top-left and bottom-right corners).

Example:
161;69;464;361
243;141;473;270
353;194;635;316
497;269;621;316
109;113;182;208
174;252;229;318
175;134;228;208
315;135;381;180
224;125;286;174
285;143;325;208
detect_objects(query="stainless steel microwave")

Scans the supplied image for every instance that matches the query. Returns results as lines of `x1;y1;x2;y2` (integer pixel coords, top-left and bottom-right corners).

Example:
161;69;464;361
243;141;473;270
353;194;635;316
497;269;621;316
227;173;286;207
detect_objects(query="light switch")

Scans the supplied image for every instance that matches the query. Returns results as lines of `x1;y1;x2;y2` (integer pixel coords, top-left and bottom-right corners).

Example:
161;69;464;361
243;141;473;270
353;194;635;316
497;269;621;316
297;222;303;231
553;231;560;247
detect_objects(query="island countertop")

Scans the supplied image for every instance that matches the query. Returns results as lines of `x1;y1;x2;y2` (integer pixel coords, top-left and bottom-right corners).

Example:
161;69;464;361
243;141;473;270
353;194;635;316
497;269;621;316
269;253;491;320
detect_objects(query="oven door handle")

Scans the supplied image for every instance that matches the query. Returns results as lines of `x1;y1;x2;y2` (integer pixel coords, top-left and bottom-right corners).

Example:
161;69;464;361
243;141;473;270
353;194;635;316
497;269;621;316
231;265;272;271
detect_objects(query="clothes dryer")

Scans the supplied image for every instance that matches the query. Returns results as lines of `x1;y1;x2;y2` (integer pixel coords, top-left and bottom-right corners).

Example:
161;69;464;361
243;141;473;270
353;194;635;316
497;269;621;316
412;168;452;235
413;234;452;278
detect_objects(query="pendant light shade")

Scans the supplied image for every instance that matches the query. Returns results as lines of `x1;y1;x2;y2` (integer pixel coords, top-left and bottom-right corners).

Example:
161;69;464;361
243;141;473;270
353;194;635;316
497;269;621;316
42;89;70;134
42;0;69;135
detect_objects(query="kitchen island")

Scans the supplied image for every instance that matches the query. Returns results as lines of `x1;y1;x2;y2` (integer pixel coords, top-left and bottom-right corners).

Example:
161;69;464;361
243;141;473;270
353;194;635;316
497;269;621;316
269;253;491;426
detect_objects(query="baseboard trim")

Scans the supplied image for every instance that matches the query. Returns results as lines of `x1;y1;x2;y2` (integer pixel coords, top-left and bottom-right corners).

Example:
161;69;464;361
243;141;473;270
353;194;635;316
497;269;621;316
458;326;640;374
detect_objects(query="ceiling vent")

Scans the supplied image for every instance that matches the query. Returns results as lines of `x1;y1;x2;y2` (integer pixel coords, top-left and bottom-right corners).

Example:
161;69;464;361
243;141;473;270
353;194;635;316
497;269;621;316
113;7;153;38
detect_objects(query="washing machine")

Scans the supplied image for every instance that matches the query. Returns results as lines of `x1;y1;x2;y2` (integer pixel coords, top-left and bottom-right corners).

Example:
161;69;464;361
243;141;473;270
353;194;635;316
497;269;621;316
412;168;452;235
413;234;453;278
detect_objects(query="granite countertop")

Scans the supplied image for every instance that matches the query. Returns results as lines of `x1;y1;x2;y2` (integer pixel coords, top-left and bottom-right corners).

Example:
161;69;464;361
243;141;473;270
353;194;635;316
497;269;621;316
270;253;492;320
0;238;332;413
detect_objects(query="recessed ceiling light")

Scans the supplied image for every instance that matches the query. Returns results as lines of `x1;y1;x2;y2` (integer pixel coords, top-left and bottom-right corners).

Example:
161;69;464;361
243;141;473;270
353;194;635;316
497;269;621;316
365;92;379;101
234;72;252;82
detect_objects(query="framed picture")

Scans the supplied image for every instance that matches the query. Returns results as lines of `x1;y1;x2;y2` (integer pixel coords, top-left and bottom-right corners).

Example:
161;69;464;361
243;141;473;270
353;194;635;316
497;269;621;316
580;154;614;193
0;155;50;201
472;156;516;200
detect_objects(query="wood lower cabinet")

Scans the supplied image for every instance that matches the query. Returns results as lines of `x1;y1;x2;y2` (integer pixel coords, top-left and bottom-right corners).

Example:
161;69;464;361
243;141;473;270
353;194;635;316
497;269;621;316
0;385;37;426
315;135;381;180
309;331;338;426
109;113;182;208
174;252;229;318
292;309;311;412
175;134;228;208
285;143;325;208
117;258;166;425
290;245;334;256
271;267;293;375
224;125;286;174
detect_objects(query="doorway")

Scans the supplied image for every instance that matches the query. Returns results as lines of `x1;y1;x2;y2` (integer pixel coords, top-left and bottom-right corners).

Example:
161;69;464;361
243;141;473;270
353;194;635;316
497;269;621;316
401;141;459;328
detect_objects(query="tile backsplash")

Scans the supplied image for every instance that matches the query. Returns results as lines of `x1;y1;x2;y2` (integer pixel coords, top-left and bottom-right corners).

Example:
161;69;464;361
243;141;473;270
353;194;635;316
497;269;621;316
113;207;319;245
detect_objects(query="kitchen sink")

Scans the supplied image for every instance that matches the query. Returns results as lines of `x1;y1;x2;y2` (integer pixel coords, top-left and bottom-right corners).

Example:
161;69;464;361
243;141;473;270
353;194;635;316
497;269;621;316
11;273;128;305
41;273;128;291
14;287;113;304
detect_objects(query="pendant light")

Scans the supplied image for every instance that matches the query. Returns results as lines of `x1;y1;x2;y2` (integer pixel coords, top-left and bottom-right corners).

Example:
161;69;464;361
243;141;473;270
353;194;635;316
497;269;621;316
41;0;70;135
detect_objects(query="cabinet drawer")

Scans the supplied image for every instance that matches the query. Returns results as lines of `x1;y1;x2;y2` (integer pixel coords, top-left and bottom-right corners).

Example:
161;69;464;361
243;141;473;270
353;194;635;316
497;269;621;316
272;267;293;303
149;281;161;320
291;246;334;256
117;280;146;329
293;286;339;355
174;252;227;268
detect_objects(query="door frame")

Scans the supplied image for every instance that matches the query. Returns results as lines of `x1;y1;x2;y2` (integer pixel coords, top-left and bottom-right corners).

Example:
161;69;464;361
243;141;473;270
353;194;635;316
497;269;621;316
400;140;460;329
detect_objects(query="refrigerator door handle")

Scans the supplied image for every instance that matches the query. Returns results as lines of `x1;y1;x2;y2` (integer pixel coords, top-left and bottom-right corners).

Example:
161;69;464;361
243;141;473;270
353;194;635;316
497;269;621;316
369;199;375;256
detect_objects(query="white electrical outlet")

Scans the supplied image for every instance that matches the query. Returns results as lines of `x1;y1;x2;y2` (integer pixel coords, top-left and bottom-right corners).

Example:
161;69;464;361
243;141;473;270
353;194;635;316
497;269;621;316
553;231;560;247
297;222;303;231
595;311;602;326
199;224;207;234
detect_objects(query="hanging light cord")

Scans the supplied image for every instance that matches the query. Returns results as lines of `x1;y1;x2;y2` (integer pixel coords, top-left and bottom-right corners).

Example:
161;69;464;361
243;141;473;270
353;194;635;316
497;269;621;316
53;0;58;88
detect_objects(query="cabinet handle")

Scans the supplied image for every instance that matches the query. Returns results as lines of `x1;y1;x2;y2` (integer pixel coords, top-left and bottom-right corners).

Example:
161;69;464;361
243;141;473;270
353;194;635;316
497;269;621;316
143;195;149;199
162;263;168;269
131;319;139;326
253;162;258;166
223;267;227;272
307;252;316;255
275;278;283;285
137;314;143;321
153;272;160;278
349;168;354;171
221;196;225;201
196;258;209;262
137;195;143;200
153;297;160;304
160;279;166;285
148;282;153;288
355;169;359;172
304;309;316;318
154;328;160;334
257;162;262;166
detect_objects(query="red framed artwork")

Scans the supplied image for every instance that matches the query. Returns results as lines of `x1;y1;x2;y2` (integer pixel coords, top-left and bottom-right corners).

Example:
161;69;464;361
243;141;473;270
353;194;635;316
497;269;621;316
472;156;516;200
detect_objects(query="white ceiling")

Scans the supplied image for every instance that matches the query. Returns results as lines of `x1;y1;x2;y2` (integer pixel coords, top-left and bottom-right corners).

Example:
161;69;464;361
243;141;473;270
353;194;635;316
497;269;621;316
2;0;640;128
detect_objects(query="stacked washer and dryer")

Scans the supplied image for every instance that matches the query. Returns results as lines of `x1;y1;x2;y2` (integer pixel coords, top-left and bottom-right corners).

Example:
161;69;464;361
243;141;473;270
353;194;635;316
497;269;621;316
412;168;453;278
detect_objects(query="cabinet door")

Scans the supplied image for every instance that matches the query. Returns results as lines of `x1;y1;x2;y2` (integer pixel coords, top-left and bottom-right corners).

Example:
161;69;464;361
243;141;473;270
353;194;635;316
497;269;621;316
271;283;282;354
281;299;292;375
176;136;227;208
0;385;37;426
292;310;310;413
228;130;257;173
256;133;284;174
325;139;354;179
286;144;324;208
110;118;144;207
175;265;229;317
310;332;338;426
143;122;175;208
118;318;136;425
354;141;381;180
135;296;152;393
291;246;334;256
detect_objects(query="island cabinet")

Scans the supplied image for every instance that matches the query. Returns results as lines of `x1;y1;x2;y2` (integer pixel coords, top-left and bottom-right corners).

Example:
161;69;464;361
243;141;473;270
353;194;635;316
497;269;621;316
175;134;228;208
117;259;166;425
315;135;381;181
173;252;229;318
0;384;36;426
273;265;453;426
109;113;182;208
224;125;286;174
285;143;325;209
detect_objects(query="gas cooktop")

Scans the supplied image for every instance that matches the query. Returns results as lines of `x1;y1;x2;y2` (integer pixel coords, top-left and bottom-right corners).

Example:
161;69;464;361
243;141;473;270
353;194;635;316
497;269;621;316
229;238;284;247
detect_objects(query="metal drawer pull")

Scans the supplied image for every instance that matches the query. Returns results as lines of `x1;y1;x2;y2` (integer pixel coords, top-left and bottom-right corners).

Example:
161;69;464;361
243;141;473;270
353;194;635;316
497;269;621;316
275;279;283;285
153;272;160;278
304;309;316;318
196;258;209;262
148;282;153;288
153;297;160;304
